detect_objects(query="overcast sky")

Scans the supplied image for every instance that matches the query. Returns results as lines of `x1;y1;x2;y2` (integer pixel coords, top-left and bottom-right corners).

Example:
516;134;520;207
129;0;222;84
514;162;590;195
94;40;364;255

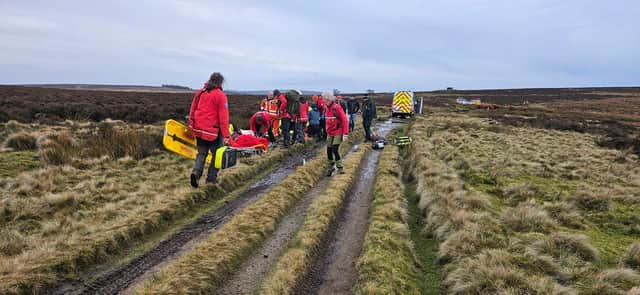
1;0;639;92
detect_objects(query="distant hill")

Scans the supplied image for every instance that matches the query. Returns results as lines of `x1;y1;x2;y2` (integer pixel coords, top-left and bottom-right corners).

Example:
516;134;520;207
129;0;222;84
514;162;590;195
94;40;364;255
17;84;195;93
12;84;322;95
226;89;322;96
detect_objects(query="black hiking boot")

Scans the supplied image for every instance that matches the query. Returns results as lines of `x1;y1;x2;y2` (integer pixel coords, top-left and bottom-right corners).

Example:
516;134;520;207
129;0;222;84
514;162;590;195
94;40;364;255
326;166;336;177
190;173;199;188
205;176;218;185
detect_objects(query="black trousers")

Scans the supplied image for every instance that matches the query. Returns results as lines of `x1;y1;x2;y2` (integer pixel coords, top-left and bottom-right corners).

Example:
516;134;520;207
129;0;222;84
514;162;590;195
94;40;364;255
193;136;222;182
319;118;327;140
327;144;340;162
363;119;373;140
281;118;293;146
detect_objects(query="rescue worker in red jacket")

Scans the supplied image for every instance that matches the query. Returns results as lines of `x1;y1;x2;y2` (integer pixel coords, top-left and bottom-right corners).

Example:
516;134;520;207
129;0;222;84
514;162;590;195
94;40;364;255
250;111;276;142
276;89;294;147
188;72;230;188
316;94;327;140
293;95;309;144
323;90;349;176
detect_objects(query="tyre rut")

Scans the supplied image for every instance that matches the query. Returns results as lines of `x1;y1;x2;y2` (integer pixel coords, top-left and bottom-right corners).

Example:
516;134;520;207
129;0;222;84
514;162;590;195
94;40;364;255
296;121;401;295
215;143;361;295
52;146;320;295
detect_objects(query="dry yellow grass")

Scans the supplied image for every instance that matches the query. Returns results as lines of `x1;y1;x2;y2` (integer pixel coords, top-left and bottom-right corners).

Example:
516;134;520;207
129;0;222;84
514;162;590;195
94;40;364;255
134;130;364;294
354;145;422;295
408;114;640;294
258;145;369;295
0;121;299;293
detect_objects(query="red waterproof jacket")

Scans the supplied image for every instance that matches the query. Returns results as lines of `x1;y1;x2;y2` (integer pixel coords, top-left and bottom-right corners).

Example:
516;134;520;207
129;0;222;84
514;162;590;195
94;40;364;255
188;85;230;141
277;93;290;119
317;96;326;115
298;102;309;123
250;111;272;135
325;101;349;136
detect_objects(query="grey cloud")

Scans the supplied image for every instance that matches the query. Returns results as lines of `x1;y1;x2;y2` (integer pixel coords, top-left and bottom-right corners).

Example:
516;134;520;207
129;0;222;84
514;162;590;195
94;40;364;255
0;0;638;91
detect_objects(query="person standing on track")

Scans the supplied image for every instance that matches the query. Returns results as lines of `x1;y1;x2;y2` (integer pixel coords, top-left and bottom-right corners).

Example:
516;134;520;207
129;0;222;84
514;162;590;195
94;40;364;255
308;103;321;141
188;72;230;188
361;93;377;141
316;94;327;141
346;96;360;132
294;95;309;143
323;91;349;176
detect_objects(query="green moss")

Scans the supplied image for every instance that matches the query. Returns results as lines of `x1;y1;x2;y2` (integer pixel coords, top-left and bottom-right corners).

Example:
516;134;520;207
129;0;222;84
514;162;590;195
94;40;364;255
405;180;444;294
0;151;40;178
585;201;640;235
461;168;577;205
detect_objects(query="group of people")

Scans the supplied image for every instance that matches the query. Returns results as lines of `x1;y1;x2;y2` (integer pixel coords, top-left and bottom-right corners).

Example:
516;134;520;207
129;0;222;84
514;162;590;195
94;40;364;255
187;72;378;188
253;90;378;145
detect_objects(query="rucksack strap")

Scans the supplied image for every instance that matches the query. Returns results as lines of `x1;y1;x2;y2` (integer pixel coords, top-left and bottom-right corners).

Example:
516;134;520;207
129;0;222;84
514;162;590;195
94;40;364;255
189;88;206;125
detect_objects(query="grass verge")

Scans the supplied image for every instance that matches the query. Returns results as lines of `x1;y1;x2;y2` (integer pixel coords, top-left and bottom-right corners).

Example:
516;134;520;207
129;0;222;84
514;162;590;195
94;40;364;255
354;145;423;295
0;145;303;294
257;144;369;295
134;130;364;294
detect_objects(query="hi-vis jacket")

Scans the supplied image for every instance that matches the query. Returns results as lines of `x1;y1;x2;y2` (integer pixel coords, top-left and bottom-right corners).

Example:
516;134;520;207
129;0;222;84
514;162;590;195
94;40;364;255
260;97;280;118
188;85;230;141
325;101;349;136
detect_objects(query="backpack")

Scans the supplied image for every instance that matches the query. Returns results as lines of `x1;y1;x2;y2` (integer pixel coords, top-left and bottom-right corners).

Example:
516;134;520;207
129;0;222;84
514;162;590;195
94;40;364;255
339;100;348;114
285;90;300;115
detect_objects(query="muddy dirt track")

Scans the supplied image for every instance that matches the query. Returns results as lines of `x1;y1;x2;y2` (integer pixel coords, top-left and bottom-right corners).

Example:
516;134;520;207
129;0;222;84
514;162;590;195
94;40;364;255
52;146;320;295
216;144;361;295
296;121;400;295
217;121;399;295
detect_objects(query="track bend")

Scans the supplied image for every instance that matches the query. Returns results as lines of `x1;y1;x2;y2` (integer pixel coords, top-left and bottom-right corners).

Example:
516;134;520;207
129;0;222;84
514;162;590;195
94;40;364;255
52;146;319;295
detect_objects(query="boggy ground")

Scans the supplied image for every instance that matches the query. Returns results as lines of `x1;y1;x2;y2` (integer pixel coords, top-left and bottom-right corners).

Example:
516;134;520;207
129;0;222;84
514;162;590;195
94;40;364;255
409;114;640;294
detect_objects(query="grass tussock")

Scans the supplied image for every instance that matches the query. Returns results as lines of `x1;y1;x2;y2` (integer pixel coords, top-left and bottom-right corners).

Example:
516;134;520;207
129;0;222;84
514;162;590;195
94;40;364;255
594;268;640;293
0;143;300;293
5;132;38;150
134;130;364;294
566;188;611;211
407;114;640;293
444;249;575;295
354;145;422;295
500;200;557;233
39;132;78;165
258;145;369;295
82;122;160;160
624;242;640;270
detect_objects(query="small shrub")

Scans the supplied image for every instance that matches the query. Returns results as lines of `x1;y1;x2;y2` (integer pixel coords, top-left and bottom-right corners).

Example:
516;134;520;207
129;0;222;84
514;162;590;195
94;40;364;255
5;132;38;150
501;200;557;233
624;242;640;270
567;190;610;211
